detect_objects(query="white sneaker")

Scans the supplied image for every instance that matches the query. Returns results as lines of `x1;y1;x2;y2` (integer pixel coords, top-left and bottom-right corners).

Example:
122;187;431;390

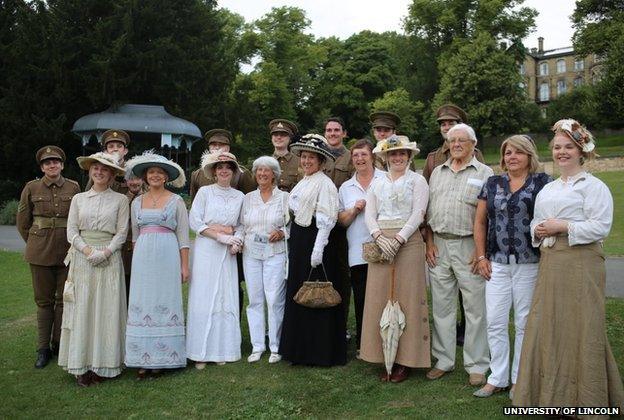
268;353;282;364
216;361;226;366
247;352;263;363
195;362;207;370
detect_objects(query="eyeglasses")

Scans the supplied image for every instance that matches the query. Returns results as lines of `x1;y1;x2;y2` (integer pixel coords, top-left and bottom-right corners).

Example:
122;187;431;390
447;138;472;144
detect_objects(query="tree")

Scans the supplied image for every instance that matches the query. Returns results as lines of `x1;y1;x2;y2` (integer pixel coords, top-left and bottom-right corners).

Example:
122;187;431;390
573;0;624;127
370;88;425;141
432;31;530;143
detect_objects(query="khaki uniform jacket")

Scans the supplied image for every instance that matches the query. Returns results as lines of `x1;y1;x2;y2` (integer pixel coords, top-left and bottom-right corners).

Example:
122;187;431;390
422;146;485;182
189;166;256;201
323;146;354;189
273;151;302;192
17;176;81;266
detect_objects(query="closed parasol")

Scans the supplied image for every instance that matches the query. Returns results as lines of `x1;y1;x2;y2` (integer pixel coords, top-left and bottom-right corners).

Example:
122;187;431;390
379;264;406;381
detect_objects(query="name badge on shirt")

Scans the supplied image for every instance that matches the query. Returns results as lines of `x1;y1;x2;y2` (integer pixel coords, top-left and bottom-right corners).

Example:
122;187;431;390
248;233;270;260
467;178;484;188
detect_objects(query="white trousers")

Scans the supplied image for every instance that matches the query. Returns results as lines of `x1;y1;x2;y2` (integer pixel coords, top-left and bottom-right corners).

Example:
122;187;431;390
486;256;538;387
243;253;287;353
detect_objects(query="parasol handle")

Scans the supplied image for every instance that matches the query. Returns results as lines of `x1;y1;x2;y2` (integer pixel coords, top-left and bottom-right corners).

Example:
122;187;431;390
389;264;396;301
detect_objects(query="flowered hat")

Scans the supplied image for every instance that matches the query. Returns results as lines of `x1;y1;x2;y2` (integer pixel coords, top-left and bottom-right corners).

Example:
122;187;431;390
289;133;336;162
552;119;596;154
372;134;420;159
76;152;125;176
125;150;186;188
201;150;242;177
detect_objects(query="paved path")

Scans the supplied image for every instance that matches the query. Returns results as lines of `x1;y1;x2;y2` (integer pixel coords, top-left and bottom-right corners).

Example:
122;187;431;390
2;225;623;298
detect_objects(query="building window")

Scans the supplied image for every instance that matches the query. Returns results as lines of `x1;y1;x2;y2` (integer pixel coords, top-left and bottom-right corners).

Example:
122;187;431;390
539;62;549;76
574;59;584;71
519;63;525;75
557;79;567;95
574;77;583;87
540;82;550;101
556;59;566;73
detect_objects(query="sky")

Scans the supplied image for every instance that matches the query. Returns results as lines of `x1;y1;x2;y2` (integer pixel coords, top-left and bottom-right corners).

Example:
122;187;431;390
218;0;577;50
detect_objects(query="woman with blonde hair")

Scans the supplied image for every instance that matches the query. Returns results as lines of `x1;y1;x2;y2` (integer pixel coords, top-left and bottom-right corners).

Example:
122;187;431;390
513;120;624;410
59;153;128;387
472;135;550;398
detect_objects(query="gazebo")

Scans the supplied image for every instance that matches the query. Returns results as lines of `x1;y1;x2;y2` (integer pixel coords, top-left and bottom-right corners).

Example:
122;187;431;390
71;104;202;171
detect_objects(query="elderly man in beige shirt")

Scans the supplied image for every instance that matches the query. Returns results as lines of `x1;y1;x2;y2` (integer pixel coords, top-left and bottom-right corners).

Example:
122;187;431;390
424;123;493;387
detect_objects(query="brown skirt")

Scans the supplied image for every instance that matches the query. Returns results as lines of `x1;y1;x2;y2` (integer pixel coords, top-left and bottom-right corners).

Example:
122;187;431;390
360;229;431;368
513;237;624;413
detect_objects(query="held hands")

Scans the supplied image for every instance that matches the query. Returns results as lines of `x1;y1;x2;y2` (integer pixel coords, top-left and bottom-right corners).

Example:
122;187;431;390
476;258;492;280
216;233;243;247
535;219;569;239
375;235;398;263
87;249;109;266
230;243;242;254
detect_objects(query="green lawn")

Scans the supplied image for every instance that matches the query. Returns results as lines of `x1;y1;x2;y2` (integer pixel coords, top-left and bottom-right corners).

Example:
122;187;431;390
596;171;624;255
1;250;623;418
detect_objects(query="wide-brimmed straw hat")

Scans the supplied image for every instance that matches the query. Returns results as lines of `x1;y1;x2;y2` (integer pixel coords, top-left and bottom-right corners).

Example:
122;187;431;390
77;152;125;176
201;150;242;177
125;150;186;188
372;135;420;159
552;118;596;153
289;133;336;162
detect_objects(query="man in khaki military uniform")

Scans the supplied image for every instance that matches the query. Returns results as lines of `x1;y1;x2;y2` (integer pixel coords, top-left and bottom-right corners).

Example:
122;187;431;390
17;146;81;368
370;111;401;143
422;104;485;182
269;119;302;192
88;129;144;298
189;129;256;200
323;117;355;338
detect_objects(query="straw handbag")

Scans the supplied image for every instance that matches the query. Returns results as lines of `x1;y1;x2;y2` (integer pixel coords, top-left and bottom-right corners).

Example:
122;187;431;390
293;264;342;308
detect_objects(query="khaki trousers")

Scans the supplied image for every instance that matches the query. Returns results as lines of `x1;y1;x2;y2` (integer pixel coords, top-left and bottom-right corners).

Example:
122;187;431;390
30;264;68;350
429;234;489;374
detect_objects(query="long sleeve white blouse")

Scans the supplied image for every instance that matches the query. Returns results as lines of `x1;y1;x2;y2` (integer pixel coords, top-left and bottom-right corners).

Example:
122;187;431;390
365;170;429;242
530;171;613;247
66;188;129;253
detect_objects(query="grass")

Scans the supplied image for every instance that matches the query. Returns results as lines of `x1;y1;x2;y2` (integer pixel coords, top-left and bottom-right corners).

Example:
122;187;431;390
1;250;623;418
595;171;624;256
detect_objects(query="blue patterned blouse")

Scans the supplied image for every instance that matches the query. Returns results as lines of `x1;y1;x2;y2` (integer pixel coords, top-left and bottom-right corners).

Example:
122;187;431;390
478;172;552;264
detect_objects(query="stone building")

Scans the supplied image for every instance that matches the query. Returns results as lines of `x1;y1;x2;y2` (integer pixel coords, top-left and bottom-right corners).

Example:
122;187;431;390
521;37;601;104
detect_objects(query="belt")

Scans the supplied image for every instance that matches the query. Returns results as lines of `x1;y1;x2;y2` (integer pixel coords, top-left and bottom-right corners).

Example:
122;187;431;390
378;219;407;229
435;232;472;240
33;216;67;229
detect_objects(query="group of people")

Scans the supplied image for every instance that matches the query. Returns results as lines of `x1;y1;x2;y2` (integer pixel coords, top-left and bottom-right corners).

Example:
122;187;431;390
16;106;623;413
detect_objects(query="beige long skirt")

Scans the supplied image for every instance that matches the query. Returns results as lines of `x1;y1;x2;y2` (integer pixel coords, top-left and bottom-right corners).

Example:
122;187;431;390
360;229;430;368
513;237;624;413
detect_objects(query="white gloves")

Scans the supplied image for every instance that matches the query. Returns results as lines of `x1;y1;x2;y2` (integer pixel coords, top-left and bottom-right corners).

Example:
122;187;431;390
311;247;323;267
87;250;108;266
216;233;243;247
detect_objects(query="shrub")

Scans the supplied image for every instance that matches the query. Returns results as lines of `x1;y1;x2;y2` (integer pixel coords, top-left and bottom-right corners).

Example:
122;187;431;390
0;199;18;225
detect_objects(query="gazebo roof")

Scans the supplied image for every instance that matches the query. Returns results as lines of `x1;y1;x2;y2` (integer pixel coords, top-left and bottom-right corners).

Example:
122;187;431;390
72;104;201;138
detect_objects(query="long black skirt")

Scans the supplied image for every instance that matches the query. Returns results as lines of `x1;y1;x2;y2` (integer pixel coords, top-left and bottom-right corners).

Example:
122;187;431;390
278;221;347;366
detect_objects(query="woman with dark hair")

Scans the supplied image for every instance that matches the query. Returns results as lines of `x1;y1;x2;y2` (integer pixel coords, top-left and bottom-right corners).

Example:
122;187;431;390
337;139;384;356
513;119;624;409
279;134;346;367
187;151;244;369
123;152;190;379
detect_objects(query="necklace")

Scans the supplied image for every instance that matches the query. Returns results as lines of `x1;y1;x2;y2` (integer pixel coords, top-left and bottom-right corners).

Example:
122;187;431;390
148;191;166;208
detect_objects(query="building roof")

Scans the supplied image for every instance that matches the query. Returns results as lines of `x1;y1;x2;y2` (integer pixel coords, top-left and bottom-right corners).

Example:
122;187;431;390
527;46;576;60
72;104;201;138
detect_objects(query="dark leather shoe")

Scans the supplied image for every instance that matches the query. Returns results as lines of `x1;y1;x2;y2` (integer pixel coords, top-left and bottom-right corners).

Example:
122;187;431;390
89;371;106;385
390;365;410;383
34;349;52;369
76;374;91;387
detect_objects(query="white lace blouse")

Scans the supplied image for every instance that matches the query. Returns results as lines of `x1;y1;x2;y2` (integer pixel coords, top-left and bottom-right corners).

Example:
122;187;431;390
365;170;429;242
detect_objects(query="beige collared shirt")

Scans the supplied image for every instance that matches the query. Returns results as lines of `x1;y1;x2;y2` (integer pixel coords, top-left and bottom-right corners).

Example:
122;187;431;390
427;156;493;236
